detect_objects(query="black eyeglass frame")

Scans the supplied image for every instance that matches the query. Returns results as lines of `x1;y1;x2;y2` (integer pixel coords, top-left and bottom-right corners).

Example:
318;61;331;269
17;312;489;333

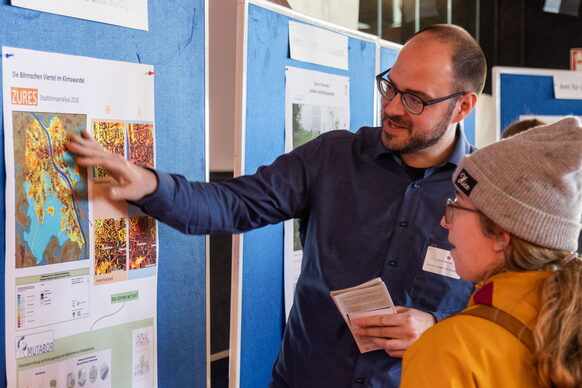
376;68;466;115
444;198;482;225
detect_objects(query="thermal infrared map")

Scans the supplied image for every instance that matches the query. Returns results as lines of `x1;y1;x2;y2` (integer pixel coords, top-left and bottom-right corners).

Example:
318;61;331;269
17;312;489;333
13;111;89;268
129;216;157;270
127;123;154;168
94;217;127;275
93;120;125;178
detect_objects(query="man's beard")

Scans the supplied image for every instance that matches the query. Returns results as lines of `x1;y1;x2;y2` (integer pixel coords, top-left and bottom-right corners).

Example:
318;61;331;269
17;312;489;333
381;101;456;154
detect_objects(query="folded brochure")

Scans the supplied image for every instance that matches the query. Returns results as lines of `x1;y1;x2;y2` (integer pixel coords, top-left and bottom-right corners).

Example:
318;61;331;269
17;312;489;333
330;278;396;353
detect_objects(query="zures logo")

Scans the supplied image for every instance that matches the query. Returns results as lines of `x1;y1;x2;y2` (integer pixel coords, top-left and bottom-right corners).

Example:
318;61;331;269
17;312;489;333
11;87;38;106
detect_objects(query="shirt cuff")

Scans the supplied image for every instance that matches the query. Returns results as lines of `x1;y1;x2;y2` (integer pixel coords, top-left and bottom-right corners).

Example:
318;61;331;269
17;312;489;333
130;169;174;212
430;311;449;323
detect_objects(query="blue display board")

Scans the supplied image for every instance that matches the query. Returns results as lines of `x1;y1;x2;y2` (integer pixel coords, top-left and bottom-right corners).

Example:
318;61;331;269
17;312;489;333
378;43;402;125
0;1;207;386
379;44;400;74
494;66;582;137
234;1;378;386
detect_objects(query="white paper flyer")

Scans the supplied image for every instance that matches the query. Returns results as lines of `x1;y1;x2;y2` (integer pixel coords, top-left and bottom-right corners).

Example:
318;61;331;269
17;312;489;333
3;46;158;388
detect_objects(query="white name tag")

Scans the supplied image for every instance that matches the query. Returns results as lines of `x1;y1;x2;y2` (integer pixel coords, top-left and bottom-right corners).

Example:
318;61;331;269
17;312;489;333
422;246;460;279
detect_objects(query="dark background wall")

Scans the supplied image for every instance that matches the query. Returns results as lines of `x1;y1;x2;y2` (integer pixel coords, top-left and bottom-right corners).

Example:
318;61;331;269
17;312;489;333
484;0;582;92
359;0;582;94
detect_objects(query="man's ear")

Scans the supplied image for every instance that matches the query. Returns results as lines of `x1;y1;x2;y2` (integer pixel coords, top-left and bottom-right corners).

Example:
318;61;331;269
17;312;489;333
451;92;477;124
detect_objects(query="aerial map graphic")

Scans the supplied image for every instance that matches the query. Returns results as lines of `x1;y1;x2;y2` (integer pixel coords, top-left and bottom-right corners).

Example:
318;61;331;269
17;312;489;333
13;111;89;268
92;120;125;178
94;217;127;275
127;123;154;168
129;216;157;270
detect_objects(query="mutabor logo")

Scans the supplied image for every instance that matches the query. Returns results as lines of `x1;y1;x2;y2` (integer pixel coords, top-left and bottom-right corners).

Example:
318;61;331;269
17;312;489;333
15;331;54;359
455;169;478;196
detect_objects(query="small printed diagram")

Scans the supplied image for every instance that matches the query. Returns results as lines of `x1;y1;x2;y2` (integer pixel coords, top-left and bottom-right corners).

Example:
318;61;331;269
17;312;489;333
92;120;125;178
129;216;157;270
292;103;346;148
127;123;154;168
132;326;154;387
13;111;89;268
94;218;127;275
18;349;111;388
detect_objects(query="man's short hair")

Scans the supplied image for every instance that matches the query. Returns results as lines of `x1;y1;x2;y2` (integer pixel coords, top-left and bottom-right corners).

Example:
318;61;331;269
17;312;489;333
408;24;487;95
501;118;547;139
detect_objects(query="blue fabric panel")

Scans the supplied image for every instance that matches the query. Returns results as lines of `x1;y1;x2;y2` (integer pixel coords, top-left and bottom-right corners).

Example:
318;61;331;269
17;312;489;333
240;4;376;387
500;73;582;134
380;46;399;72
378;45;400;124
0;1;206;386
464;109;476;145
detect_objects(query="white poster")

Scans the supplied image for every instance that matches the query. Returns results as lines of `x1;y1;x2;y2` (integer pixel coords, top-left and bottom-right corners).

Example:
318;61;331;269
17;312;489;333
3;46;158;388
283;66;350;320
288;20;349;70
11;0;149;31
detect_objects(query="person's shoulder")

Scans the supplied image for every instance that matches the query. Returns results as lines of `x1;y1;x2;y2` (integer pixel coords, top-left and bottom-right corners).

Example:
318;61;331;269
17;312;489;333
318;126;378;139
290;127;380;158
419;310;529;354
316;127;380;147
411;313;495;354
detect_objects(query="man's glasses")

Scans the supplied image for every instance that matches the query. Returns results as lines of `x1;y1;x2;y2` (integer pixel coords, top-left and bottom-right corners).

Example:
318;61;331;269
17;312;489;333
376;68;466;115
444;198;482;225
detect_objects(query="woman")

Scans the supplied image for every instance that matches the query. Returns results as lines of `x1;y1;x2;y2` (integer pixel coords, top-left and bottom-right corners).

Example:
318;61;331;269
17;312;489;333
400;117;582;388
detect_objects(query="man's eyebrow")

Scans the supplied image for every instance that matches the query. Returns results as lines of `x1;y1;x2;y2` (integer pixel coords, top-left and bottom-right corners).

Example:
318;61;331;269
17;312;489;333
404;88;432;100
389;77;432;100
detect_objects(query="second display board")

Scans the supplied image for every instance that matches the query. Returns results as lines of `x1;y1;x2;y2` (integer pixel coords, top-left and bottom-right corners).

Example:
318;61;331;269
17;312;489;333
232;1;391;386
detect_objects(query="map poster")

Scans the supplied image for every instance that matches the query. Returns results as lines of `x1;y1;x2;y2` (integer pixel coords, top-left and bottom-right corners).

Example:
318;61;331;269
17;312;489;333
3;46;158;388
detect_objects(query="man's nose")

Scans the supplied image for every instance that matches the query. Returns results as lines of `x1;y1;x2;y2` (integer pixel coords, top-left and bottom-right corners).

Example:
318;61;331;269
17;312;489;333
383;93;406;117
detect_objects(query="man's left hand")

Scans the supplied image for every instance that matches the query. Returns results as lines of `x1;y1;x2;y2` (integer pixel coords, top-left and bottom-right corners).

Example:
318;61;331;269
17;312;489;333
352;307;436;357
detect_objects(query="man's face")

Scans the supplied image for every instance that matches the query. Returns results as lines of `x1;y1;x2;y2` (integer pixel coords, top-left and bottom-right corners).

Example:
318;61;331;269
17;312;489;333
380;37;461;154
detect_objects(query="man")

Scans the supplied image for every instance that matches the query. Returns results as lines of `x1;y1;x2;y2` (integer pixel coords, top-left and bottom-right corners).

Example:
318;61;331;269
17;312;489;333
68;24;486;387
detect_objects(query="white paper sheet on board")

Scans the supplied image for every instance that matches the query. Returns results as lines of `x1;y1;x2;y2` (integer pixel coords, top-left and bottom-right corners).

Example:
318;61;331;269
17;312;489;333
553;72;582;99
3;46;158;387
283;66;350;320
11;0;149;30
289;20;349;70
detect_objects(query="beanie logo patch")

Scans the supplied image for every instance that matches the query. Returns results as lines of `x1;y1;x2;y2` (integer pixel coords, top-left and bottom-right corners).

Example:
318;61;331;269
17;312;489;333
455;169;478;196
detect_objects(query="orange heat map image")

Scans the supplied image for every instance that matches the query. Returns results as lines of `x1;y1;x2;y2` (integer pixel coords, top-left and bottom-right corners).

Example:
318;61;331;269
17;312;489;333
94;218;127;275
13;111;89;268
127;123;154;168
93;121;125;178
129;216;157;270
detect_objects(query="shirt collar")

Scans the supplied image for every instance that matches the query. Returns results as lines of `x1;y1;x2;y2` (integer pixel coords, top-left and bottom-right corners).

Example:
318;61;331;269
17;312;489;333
372;122;473;168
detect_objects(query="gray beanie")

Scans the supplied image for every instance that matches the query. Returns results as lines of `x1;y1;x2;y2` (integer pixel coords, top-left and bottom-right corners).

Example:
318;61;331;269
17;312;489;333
453;116;582;251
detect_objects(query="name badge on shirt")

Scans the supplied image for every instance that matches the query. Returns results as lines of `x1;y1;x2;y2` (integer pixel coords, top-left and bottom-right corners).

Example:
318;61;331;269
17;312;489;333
422;246;460;279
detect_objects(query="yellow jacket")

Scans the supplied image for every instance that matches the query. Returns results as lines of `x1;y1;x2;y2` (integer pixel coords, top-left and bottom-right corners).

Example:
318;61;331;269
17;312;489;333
401;270;552;388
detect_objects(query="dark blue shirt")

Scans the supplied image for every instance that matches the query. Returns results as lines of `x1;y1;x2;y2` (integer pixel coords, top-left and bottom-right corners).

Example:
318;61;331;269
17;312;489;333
134;126;476;387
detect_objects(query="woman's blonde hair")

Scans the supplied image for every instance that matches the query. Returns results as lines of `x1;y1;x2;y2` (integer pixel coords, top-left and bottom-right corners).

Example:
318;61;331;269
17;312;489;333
479;215;582;387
